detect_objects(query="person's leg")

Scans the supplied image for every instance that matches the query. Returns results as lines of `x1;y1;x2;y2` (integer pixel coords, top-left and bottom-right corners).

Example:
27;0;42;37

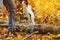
3;0;16;32
8;11;15;32
31;13;35;25
31;18;35;25
0;0;3;14
30;14;35;33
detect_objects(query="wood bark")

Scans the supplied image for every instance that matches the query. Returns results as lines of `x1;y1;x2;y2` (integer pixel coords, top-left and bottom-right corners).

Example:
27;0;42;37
0;21;60;34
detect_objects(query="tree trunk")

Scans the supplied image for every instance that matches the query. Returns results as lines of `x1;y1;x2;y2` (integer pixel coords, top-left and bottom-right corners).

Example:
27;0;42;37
0;22;60;34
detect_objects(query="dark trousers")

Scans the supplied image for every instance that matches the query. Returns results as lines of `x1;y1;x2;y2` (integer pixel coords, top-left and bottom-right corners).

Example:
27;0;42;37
3;0;16;32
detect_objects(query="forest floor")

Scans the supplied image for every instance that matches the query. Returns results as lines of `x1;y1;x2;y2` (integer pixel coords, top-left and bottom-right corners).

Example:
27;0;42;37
0;27;60;40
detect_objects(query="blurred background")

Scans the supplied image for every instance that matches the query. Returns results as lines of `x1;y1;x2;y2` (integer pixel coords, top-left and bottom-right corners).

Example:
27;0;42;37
0;0;60;27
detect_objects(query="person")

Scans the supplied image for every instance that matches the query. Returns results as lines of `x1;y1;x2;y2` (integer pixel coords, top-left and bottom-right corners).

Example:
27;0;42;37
3;0;16;32
22;0;35;25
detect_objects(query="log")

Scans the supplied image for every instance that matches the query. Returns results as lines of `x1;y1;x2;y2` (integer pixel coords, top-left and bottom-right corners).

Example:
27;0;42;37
0;24;60;34
0;20;60;34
